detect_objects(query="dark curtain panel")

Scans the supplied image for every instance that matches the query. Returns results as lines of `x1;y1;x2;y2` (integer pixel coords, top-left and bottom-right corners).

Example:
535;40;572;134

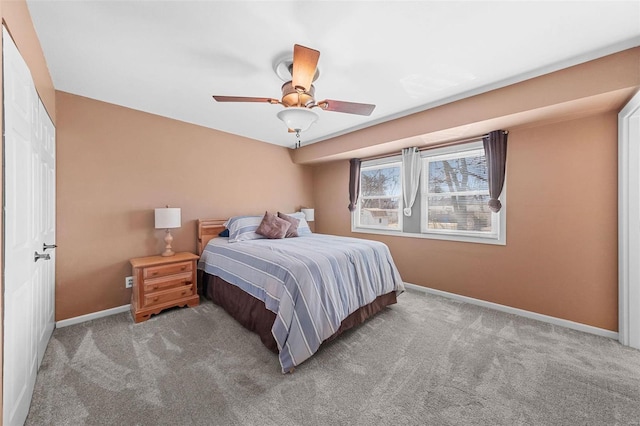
348;158;362;212
483;130;508;212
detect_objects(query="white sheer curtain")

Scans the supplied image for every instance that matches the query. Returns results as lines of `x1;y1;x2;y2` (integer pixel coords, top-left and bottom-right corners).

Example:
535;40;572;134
402;147;421;216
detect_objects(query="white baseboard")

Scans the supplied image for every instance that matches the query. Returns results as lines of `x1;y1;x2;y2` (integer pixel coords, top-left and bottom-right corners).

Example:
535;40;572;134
56;305;131;328
403;282;618;340
57;286;618;339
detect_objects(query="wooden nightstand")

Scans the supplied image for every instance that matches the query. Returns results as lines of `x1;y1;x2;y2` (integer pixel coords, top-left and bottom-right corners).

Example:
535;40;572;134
130;252;200;323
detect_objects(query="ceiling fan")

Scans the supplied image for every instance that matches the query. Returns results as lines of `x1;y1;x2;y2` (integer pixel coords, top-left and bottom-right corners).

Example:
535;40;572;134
213;44;376;144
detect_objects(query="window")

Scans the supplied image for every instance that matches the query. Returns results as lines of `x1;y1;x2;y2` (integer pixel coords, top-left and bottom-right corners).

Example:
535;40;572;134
421;142;500;241
353;141;505;245
356;159;402;231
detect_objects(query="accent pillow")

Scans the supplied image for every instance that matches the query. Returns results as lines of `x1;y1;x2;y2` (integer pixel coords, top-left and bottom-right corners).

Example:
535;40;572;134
218;229;229;237
282;212;312;235
256;211;291;239
226;215;266;243
277;212;300;238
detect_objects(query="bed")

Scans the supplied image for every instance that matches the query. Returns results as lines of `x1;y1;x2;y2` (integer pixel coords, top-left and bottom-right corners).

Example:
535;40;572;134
196;214;404;373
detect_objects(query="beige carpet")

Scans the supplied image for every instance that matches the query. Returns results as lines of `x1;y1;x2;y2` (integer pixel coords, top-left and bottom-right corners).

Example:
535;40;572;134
26;290;640;425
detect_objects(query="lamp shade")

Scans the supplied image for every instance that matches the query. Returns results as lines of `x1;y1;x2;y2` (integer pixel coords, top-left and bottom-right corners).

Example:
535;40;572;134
301;208;315;222
277;107;318;132
155;207;181;229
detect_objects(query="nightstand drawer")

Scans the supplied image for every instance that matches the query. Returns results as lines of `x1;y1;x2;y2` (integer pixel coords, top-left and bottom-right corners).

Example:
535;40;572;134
144;286;194;307
143;272;193;293
143;261;192;279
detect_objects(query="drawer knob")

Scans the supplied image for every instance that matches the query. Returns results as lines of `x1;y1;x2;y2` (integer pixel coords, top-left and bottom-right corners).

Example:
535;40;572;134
153;297;159;302
181;266;186;271
181;291;186;296
184;281;191;286
153;285;159;290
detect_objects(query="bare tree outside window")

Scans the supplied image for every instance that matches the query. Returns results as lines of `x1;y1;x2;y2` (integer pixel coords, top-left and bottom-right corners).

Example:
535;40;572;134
359;164;402;230
425;152;492;232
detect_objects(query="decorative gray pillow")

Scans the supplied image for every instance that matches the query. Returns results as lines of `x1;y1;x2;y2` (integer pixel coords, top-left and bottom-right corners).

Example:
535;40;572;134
277;212;300;238
256;211;291;239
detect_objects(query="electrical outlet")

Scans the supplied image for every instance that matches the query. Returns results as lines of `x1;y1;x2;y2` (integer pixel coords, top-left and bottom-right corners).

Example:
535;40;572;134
125;276;133;288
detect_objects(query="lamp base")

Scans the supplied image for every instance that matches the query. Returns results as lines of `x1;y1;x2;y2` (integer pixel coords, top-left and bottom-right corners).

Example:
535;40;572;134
161;229;175;257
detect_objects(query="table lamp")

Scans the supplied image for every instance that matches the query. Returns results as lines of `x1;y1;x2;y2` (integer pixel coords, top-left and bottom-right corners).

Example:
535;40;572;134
155;206;181;257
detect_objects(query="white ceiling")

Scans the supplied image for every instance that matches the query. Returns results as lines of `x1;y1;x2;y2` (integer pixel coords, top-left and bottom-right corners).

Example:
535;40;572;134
27;1;640;148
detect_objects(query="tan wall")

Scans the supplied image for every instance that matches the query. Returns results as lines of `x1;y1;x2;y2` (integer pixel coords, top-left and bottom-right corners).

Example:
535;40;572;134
55;91;313;320
1;0;57;420
313;112;619;331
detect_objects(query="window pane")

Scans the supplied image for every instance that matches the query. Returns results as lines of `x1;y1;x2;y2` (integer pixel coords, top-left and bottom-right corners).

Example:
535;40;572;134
428;155;488;193
361;166;401;197
360;197;400;229
427;194;492;232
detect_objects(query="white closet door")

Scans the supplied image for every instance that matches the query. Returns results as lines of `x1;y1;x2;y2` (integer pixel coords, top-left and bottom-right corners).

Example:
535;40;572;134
3;26;56;425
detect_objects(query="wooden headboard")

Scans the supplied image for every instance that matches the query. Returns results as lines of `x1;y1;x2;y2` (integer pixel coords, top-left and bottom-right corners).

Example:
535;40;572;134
197;218;227;255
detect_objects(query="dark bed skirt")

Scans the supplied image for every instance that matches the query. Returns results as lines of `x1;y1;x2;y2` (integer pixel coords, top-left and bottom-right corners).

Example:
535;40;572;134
200;272;398;353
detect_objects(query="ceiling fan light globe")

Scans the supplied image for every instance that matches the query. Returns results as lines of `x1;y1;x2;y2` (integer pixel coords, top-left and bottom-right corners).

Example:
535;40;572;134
277;107;318;132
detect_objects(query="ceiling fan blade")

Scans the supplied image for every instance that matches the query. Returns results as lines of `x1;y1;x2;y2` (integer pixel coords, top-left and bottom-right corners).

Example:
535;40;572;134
318;100;376;116
213;96;278;104
292;44;320;93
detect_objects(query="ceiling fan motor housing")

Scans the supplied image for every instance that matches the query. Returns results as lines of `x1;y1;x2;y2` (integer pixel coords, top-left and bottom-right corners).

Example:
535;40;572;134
281;81;316;108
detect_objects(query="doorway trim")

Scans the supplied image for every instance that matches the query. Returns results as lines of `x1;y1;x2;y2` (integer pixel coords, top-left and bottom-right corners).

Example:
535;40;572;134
619;90;640;349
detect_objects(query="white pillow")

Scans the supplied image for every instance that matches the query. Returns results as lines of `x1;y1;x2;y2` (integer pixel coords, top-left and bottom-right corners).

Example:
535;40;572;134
226;215;265;243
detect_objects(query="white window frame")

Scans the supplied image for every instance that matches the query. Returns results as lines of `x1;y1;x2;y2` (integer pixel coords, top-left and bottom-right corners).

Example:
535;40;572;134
420;141;505;245
354;157;403;232
352;141;506;245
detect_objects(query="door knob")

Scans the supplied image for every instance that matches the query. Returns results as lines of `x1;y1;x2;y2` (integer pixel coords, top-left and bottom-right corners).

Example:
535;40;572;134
34;252;51;262
43;243;57;251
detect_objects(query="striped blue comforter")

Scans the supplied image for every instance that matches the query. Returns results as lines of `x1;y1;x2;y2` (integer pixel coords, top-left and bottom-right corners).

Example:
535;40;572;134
198;233;404;373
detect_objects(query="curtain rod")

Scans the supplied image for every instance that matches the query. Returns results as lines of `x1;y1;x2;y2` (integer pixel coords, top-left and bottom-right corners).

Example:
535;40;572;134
361;131;508;162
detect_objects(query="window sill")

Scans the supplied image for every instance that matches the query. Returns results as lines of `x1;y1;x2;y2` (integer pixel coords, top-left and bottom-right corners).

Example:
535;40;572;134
351;226;506;246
